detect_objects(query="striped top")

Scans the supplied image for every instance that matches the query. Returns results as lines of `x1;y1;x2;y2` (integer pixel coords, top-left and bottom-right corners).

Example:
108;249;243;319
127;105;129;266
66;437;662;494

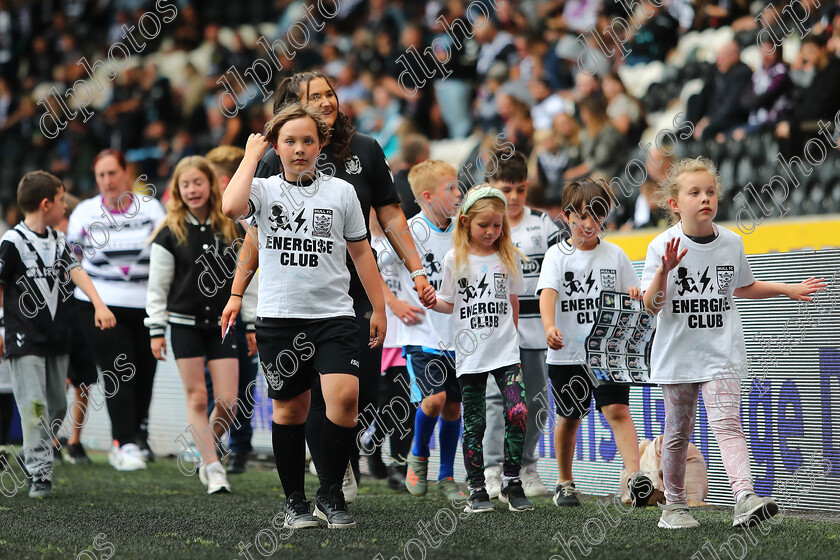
67;193;166;309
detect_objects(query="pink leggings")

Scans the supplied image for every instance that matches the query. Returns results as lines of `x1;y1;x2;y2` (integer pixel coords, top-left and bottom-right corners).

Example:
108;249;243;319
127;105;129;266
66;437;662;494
661;376;753;504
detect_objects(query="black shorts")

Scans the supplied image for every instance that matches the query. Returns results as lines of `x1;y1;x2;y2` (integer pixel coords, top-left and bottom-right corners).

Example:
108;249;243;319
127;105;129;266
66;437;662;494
404;346;461;404
170;324;239;361
256;317;359;400
548;364;629;419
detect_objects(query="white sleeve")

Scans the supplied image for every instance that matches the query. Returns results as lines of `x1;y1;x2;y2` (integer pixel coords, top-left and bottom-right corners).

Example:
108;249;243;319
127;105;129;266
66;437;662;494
438;251;456;304
144;243;175;337
535;246;561;295
617;250;640;291
510;259;525;295
640;238;664;293
735;240;755;288
246;178;265;219
344;186;368;242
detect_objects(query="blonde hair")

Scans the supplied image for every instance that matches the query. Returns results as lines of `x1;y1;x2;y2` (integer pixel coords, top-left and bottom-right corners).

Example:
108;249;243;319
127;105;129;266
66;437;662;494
453;185;524;280
407;160;457;198
653;156;723;225
205;145;245;179
152;156;239;246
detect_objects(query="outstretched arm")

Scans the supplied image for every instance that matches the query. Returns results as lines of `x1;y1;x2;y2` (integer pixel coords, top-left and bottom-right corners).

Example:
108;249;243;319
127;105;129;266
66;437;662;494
734;277;826;301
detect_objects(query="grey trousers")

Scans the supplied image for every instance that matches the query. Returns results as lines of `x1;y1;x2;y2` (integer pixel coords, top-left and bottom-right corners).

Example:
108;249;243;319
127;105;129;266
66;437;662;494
483;348;548;469
9;354;69;482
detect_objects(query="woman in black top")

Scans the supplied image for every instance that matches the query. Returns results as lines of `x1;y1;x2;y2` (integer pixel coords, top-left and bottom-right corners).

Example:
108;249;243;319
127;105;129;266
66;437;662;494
225;71;434;492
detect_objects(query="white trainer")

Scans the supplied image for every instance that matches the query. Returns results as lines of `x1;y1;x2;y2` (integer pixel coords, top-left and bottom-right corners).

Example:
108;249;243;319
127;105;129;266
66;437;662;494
485;465;503;499
109;443;147;471
520;464;549;497
342;462;358;504
205;462;231;494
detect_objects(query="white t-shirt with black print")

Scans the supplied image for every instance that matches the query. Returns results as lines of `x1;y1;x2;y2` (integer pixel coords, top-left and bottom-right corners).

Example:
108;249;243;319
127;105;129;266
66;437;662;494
373;233;407;349
247;172;368;319
511;207;562;350
392;213;455;351
437;250;524;376
536;238;639;365
67;193;166;308
641;223;755;384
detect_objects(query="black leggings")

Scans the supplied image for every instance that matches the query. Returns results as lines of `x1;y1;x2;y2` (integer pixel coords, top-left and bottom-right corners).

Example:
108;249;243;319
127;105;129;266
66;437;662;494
79;303;157;446
0;392;13;445
306;294;381;474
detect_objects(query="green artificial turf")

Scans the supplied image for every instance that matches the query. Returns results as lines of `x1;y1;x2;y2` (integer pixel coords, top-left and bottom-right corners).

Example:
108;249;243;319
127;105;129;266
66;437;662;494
0;454;837;559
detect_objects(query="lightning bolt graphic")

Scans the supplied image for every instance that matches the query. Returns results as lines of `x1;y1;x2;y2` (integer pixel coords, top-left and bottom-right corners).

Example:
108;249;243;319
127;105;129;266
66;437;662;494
699;266;712;294
293;210;306;233
477;274;489;298
585;270;596;293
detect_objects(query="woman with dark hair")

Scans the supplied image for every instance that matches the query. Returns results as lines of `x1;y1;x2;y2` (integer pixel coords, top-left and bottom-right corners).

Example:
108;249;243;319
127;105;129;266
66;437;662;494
563;95;627;182
224;71;435;499
67;149;166;471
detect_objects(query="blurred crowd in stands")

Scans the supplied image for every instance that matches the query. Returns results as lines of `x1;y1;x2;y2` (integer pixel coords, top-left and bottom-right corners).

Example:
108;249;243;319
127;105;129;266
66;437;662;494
1;0;840;230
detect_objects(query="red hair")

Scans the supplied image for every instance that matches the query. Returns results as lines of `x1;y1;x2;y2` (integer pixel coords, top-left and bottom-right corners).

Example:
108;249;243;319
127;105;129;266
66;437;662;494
92;149;128;171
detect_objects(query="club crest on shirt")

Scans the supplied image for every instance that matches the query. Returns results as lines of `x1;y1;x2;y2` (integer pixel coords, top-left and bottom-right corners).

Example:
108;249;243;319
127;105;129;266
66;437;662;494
600;269;616;290
494;273;507;299
717;265;734;294
345;155;362;174
312;209;333;238
267;203;290;233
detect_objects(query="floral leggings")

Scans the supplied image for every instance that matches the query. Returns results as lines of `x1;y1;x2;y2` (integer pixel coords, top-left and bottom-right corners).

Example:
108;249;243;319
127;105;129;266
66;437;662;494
661;375;753;504
459;363;528;491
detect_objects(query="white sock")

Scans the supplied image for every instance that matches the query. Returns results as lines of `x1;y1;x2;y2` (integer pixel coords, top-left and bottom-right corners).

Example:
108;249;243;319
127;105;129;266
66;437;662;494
206;460;221;472
735;490;752;503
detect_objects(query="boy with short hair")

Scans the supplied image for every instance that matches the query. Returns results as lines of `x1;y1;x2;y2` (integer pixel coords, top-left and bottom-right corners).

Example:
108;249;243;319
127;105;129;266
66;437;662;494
399;160;464;500
0;171;115;498
482;150;562;498
537;179;653;508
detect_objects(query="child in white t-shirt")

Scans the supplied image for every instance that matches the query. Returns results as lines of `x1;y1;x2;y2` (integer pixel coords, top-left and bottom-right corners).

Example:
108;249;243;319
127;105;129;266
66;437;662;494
425;185;533;513
222;103;386;530
641;157;825;529
482;150;561;499
536;179;652;510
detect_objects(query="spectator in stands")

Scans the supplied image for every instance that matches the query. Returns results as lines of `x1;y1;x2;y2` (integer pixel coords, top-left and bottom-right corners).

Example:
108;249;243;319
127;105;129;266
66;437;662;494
529;76;572;132
602;70;646;142
474;13;519;80
564;95;626;181
728;38;793;141
530;112;581;202
687;41;752;141
624;1;680;64
775;34;840;154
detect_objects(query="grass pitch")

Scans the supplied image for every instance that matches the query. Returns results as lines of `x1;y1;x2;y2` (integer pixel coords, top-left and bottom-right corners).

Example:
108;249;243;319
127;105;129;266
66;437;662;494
0;454;837;559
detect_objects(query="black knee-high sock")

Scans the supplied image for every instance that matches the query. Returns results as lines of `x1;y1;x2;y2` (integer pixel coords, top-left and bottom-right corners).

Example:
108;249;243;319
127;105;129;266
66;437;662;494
272;422;306;498
319;418;357;494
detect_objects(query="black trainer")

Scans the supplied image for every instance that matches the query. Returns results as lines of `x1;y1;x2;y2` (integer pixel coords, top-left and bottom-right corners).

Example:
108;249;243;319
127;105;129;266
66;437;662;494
67;443;91;465
464;488;495;513
387;463;408;492
367;452;388;479
629;472;654;508
226;452;248;474
499;479;535;512
314;484;356;529
284;492;319;528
